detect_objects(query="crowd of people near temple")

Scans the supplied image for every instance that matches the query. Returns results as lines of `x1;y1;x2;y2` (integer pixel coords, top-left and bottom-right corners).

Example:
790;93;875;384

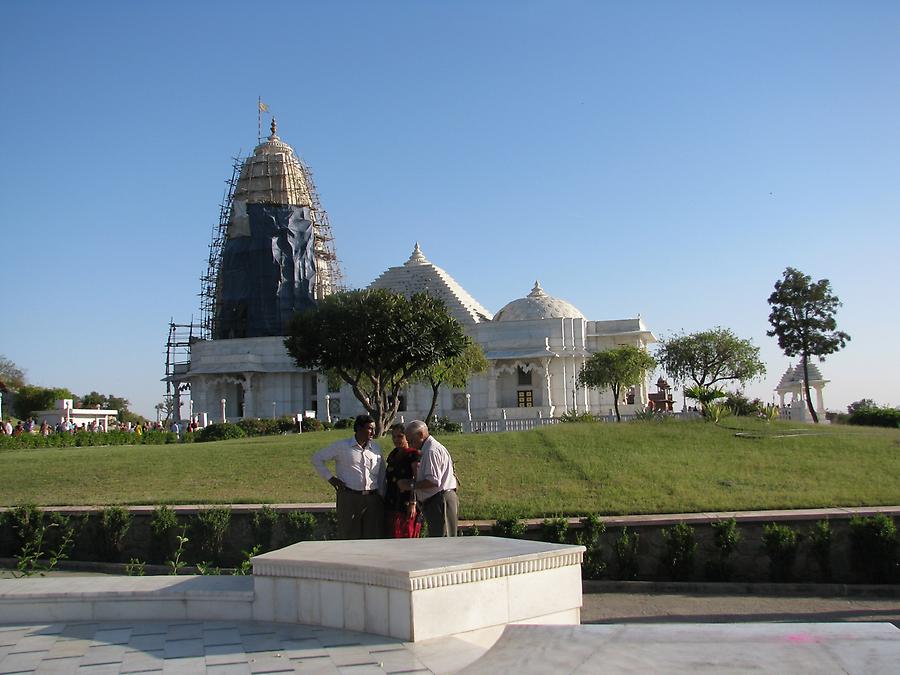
0;418;198;436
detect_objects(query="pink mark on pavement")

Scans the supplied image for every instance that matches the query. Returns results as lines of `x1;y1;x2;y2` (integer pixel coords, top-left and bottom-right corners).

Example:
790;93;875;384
785;633;822;644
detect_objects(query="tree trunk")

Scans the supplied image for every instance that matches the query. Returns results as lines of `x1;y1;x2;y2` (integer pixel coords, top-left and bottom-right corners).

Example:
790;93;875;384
425;382;439;427
801;355;819;424
612;384;621;422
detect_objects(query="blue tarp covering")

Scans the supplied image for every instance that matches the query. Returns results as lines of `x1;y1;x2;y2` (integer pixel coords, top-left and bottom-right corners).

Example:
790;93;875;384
214;202;316;339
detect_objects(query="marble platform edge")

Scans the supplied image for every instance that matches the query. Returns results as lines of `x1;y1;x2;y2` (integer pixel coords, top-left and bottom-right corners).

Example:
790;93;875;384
252;548;585;591
0;575;254;601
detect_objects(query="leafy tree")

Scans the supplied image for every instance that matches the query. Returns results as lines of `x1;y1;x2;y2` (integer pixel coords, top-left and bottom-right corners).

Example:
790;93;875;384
77;392;144;425
79;391;106;408
0;355;26;389
284;289;468;435
767;267;850;423
577;345;656;422
655;327;766;392
847;398;876;415
13;385;74;419
414;340;488;425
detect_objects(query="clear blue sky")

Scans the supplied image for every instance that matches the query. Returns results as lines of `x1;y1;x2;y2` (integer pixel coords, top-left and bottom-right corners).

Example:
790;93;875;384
2;1;898;418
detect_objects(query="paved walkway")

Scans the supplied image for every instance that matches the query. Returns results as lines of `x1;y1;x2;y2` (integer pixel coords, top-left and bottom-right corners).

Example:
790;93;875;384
581;589;900;627
2;587;898;673
0;619;487;674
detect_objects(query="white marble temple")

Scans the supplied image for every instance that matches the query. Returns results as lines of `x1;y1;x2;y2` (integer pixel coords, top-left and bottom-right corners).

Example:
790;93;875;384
252;536;585;641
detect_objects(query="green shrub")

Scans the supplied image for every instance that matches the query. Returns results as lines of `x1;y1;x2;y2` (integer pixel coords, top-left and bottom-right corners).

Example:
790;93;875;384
762;522;799;582
14;513;76;576
283;511;317;544
660;522;696;581
237;418;282;437
142;430;177;445
321;511;338;539
492;514;527;539
459;524;481;536
431;416;462;433
576;514;607;579
100;506;132;562
705;518;741;581
848;514;898;583
4;504;43;552
332;418;353;430
277;416;299;433
702;402;732;424
808;519;832;582
196;423;246;442
614;527;640;580
301;417;325;432
723;391;760;417
192;508;232;565
632;408;668;422
848;406;900;428
558;410;596;423
541;517;569;544
150;505;179;564
251;505;279;551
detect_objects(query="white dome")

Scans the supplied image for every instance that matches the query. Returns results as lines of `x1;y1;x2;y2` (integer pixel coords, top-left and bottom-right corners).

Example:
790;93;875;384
494;281;586;322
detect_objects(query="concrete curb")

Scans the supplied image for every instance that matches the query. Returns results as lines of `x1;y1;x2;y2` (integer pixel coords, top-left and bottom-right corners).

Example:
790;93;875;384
583;579;900;598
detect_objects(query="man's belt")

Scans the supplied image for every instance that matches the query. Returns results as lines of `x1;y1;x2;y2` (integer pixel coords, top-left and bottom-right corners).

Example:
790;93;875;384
341;487;379;495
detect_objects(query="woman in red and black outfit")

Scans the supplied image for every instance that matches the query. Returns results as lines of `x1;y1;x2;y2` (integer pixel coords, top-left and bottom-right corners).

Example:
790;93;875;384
384;423;422;538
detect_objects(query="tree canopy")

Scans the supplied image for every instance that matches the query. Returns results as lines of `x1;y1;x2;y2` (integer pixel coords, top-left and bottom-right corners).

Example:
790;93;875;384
414;340;488;425
79;391;144;424
655;327;766;390
0;355;26;390
767;267;850;423
284;289;468;435
13;385;75;419
577;345;656;421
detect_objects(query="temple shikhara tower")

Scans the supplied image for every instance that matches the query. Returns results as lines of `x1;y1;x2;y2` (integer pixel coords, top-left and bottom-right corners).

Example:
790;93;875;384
166;118;657;426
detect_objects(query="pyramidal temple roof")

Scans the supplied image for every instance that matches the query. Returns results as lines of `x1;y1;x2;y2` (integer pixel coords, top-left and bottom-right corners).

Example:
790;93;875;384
368;244;493;325
776;363;827;391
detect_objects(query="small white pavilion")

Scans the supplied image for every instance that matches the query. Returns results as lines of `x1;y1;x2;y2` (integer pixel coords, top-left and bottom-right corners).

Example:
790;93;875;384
775;363;829;422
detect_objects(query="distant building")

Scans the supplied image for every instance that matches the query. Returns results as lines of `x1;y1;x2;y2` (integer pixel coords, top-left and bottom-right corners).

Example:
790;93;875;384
174;125;657;424
33;399;118;430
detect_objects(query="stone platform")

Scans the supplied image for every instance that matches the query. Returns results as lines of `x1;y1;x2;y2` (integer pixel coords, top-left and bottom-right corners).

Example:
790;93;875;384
251;536;585;641
0;537;585;644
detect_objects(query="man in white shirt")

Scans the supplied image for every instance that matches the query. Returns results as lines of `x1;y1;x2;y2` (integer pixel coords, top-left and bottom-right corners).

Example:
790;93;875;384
312;414;385;539
404;420;458;537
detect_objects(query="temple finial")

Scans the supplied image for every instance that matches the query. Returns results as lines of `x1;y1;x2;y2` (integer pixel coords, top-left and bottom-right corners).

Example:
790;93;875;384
270;117;278;138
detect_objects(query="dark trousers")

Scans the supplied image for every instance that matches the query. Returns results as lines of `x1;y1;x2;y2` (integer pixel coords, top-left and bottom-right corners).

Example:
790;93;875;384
422;489;458;537
336;490;384;539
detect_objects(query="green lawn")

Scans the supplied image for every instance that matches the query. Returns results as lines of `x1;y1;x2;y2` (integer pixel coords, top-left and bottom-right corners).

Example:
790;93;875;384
2;419;897;519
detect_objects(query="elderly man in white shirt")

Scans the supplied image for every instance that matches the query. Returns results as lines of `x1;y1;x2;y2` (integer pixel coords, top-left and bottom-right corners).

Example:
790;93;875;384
403;420;458;537
312;414;386;539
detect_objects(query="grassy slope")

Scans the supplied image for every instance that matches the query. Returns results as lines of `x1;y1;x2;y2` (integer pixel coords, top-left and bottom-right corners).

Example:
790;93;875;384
1;419;897;519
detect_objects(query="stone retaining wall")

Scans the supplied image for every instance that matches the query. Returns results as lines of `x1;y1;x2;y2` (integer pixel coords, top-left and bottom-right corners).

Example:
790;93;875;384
0;505;896;583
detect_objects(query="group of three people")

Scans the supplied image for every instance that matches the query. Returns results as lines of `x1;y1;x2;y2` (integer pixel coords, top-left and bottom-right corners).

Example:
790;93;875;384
311;415;458;539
